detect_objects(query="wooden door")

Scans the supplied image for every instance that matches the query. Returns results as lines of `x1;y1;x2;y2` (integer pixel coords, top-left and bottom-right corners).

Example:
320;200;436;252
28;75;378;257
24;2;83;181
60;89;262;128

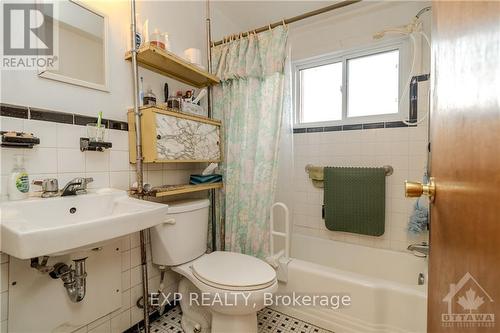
427;1;500;332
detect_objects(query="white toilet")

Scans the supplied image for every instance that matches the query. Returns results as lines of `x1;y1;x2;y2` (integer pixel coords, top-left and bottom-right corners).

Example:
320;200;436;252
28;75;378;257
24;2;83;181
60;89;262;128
150;199;278;333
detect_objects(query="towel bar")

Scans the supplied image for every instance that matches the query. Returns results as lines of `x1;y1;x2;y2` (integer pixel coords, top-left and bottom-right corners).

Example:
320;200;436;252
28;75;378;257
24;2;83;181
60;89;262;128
305;164;393;175
305;164;393;188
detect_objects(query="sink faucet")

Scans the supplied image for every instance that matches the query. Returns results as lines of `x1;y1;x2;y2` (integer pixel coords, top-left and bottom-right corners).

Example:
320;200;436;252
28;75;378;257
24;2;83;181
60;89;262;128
407;242;429;257
61;177;93;196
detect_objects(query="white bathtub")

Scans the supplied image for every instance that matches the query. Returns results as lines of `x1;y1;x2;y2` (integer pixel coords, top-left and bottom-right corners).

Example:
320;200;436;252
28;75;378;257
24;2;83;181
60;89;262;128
272;234;427;333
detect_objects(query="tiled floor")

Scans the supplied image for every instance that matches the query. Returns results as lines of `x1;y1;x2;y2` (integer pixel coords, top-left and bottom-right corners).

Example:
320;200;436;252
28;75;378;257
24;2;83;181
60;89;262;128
147;305;332;333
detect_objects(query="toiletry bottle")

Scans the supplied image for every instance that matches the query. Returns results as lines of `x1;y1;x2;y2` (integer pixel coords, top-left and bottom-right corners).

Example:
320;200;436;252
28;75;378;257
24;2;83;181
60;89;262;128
144;86;157;106
163;33;171;51
135;13;143;49
150;28;165;50
8;155;29;200
139;77;145;106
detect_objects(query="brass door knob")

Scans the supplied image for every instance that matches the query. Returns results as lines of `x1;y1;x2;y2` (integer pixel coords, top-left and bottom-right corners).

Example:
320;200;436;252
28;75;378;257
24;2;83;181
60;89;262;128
405;177;436;202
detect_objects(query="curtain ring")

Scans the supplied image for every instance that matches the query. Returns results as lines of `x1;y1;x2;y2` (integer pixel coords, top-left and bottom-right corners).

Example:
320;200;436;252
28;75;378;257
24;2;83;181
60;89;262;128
282;18;287;28
268;23;272;31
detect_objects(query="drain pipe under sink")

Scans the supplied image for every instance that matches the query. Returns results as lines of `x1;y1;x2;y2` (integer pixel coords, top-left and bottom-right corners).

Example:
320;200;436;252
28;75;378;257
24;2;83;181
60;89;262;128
49;258;87;303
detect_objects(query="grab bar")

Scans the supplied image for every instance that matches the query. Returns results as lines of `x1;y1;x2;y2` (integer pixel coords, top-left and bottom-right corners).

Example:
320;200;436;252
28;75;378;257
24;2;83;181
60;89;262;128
270;202;290;260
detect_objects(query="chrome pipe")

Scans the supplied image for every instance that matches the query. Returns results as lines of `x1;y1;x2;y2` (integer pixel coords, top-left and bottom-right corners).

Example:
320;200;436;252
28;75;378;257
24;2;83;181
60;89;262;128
205;0;213;118
140;230;150;332
131;0;149;332
206;0;218;251
210;189;217;251
131;0;144;195
50;258;87;303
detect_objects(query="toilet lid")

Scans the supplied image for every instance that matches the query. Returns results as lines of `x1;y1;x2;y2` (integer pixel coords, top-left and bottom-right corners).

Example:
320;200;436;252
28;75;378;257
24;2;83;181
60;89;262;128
192;251;276;290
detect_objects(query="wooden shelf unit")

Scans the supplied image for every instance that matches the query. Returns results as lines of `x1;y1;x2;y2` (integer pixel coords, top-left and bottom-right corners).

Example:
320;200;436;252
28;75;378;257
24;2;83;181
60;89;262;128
147;183;223;197
125;44;220;88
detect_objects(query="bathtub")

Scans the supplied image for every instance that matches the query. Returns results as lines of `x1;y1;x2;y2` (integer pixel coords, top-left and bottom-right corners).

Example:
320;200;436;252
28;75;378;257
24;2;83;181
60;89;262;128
272;234;427;333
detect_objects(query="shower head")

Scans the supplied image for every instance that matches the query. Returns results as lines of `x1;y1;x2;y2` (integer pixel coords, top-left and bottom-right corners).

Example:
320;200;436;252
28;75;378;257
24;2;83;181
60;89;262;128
372;6;431;41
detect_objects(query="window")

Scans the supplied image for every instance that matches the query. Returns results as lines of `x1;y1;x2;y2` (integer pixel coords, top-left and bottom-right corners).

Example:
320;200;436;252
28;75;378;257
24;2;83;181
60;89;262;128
300;62;343;123
295;44;402;126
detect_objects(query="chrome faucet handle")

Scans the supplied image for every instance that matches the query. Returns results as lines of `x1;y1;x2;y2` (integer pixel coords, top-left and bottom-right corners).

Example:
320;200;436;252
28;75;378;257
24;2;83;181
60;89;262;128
75;177;93;195
82;177;93;187
407;242;429;257
61;177;93;196
32;178;59;197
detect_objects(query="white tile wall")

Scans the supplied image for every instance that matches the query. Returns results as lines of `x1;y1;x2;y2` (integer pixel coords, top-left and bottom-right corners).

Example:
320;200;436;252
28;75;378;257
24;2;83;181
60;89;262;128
0;116;203;198
0;116;204;332
291;124;429;252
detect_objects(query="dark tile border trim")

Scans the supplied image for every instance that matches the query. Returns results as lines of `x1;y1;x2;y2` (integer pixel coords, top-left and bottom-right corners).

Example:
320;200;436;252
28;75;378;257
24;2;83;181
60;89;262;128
293;120;416;134
0;103;128;131
30;107;74;124
0;104;28;119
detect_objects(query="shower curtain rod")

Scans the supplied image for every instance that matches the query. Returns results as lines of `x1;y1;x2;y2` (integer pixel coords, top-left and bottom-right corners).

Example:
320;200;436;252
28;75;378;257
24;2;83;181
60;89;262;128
211;0;362;47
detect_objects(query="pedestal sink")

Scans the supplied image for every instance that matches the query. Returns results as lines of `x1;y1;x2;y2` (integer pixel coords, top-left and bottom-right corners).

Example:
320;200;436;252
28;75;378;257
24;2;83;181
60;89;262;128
0;188;169;259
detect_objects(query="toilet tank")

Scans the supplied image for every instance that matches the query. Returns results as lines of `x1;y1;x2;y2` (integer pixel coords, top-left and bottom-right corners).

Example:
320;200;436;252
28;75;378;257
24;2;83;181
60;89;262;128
150;199;210;266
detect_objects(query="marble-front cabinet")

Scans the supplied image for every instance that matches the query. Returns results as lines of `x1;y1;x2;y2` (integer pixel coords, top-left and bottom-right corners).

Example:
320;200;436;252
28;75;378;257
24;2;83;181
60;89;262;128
155;113;220;161
128;105;221;163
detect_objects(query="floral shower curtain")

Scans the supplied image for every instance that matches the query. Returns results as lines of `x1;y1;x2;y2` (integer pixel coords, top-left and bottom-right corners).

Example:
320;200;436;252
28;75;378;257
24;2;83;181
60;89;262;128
212;26;289;257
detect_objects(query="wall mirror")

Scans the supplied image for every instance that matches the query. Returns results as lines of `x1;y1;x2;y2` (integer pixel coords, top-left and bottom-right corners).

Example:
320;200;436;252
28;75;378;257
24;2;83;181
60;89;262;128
39;0;109;91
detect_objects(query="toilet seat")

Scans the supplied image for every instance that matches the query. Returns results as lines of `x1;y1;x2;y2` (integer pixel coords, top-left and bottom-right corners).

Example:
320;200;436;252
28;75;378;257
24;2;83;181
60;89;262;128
191;251;276;291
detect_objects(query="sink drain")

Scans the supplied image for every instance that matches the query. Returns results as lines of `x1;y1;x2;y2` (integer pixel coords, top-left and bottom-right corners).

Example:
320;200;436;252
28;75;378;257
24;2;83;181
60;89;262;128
69;207;77;214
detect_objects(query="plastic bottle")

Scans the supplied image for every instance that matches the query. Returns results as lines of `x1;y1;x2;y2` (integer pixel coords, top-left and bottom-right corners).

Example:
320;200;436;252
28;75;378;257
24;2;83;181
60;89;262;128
143;86;157;106
150;28;165;49
163;33;171;51
135;13;143;49
139;77;144;107
8;155;29;200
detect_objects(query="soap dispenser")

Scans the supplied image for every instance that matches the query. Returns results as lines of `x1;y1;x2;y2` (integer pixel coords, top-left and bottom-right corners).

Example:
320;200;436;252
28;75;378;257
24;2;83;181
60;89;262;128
8;155;29;200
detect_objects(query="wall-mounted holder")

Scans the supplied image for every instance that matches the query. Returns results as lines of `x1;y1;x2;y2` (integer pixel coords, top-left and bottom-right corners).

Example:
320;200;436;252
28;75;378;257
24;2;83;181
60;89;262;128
1;131;40;148
305;164;394;188
80;138;112;152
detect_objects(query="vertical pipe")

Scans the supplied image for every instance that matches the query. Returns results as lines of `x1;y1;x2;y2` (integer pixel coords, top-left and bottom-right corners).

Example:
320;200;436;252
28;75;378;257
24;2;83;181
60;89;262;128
130;1;149;332
131;1;144;193
206;0;218;251
205;0;212;119
270;206;275;256
139;230;150;332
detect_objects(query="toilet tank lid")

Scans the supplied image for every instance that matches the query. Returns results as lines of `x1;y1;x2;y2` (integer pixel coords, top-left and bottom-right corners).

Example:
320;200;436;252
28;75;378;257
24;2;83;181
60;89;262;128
167;199;210;214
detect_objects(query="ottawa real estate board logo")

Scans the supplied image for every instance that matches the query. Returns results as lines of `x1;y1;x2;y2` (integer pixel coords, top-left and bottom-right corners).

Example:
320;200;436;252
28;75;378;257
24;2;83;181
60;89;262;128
442;272;495;328
2;2;58;70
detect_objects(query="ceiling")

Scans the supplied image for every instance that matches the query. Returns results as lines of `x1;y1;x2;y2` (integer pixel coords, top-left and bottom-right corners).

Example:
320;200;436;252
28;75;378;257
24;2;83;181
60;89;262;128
211;1;343;36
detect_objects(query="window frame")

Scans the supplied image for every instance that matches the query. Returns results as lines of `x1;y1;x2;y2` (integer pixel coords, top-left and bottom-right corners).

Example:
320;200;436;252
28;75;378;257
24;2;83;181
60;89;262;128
294;38;408;128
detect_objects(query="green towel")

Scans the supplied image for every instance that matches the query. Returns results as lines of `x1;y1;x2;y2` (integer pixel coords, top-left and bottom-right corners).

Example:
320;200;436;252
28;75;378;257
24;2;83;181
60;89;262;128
324;167;386;236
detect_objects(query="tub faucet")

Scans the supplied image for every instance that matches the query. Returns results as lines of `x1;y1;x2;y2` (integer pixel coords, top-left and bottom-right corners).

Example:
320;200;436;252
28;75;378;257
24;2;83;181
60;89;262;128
407;242;429;257
61;177;93;196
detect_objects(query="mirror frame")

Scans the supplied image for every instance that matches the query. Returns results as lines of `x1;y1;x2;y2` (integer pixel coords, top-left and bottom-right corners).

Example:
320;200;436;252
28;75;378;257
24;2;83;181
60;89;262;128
38;0;110;92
